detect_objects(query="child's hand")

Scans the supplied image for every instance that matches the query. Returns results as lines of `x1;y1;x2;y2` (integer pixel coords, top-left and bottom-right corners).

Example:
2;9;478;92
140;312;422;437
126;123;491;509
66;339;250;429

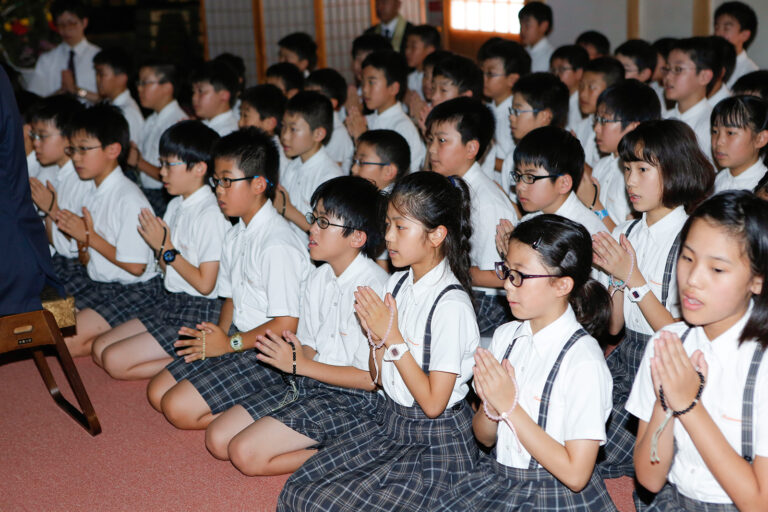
176;322;229;362
417;104;432;136
474;347;517;416
405;90;426;122
60;69;76;94
127;142;140;168
345;84;362;113
495;218;515;259
344;107;367;140
30;178;58;215
55;208;90;243
354;286;400;345
138;208;171;253
651;331;707;411
256;329;305;374
592;232;635;280
273;184;291;214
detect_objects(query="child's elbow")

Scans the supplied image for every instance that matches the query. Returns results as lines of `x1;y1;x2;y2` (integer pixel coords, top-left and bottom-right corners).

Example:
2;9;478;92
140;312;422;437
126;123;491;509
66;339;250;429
634;466;666;493
562;472;592;493
422;403;446;419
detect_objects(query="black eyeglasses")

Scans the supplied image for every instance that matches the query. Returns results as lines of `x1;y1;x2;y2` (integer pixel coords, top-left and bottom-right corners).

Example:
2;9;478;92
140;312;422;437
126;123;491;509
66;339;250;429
593;115;623;126
509;106;542;117
64;145;102;156
352;159;389;167
209;175;273;189
305;212;357;230
511;171;562;184
494;261;559;287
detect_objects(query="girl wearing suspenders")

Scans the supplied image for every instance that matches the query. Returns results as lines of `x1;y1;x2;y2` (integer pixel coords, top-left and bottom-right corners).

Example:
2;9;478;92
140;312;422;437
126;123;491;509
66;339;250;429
628;191;768;510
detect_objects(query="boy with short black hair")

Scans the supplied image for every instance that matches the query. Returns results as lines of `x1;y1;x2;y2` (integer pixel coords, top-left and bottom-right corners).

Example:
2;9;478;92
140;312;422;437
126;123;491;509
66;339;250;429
190;60;239;136
732;70;768;98
306;68;355;172
426;97;518;334
404;24;440;99
278;32;318;75
266;62;304;98
550;44;589;131
351;129;410;193
576;30;610;59
213;52;246;118
614;39;656;84
93;47;144;144
714;1;758;88
349;33;391;90
146;127;311;430
278;91;342;236
708;35;737;106
431;54;484;105
238;84;290;175
518;1;554;72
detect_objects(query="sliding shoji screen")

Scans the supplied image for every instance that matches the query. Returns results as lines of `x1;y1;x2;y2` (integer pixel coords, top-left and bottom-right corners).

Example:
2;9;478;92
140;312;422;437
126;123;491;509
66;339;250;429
449;0;524;34
322;0;371;83
203;0;260;84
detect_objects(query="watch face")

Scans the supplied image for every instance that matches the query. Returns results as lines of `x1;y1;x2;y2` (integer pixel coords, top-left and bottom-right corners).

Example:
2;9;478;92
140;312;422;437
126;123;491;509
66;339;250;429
391;347;400;357
163;249;177;263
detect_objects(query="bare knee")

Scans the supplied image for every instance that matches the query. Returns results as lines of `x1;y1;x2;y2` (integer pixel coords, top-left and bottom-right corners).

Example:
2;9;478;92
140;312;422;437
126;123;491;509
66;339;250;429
205;424;233;460
161;387;210;430
91;337;107;367
229;436;267;476
101;346;126;380
147;371;173;412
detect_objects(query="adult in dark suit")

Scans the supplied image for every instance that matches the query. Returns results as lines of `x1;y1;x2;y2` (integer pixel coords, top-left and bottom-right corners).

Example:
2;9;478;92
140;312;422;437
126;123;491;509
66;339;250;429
0;65;62;316
364;0;414;53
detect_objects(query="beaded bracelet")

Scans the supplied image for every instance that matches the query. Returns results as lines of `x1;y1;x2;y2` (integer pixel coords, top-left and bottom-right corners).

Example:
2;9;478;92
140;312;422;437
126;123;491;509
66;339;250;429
368;305;395;384
609;252;635;298
279;190;287;217
46;192;56;216
650;369;705;463
200;329;206;361
156;226;168;261
482;374;523;453
277;340;300;409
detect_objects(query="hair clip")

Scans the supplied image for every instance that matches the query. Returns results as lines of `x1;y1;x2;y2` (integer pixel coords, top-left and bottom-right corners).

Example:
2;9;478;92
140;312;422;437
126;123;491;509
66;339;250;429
531;236;542;249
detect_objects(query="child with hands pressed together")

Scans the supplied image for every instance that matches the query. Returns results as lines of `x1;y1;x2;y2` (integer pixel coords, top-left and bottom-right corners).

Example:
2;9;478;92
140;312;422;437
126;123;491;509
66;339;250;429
628;191;768;510
436;214;616;511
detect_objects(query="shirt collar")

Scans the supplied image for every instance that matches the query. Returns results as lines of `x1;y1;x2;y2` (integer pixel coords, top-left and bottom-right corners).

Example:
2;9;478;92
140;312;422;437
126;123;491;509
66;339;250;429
408;257;451;300
301;147;326;168
242;200;279;234
699;301;753;359
461;162;483;185
528;305;579;359
376;102;404;120
729;159;767;181
93;165;124;195
675;97;710;122
207;110;233;126
554;191;581;217
67;38;90;55
111;89;131;106
527;37;550;53
381;17;399;33
180;184;213;209
337;252;368;289
157;100;183;122
641;205;687;240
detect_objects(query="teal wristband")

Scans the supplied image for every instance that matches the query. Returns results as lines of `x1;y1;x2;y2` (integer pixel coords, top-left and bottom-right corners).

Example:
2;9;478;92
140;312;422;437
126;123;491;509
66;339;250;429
594;208;609;220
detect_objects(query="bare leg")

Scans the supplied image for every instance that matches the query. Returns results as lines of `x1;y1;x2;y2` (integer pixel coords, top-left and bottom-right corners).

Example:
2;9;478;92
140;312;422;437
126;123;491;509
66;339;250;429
205;405;255;460
161;379;218;430
228;416;318;476
147;369;177;412
101;332;173;380
64;308;111;357
92;318;147;367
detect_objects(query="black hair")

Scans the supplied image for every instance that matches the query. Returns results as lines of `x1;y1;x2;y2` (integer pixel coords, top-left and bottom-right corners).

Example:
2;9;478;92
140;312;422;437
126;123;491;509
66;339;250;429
652;37;678;60
597;79;662;129
389;172;474;300
139;59;177;96
618;119;714;212
423;49;453;70
512;72;570;129
477;37;503;61
711;95;768;162
212;127;278;200
425;97;494;163
513;126;584;191
51;0;87;20
310;176;387;259
479;40;531;76
583;57;626;88
68;104;130;165
576;31;611;56
508;214;611;337
285;90;334;145
266;62;304;93
29;94;85;135
670;37;719;95
190;60;239;107
361;50;408;101
351;33;391;57
615;39;656;78
93;47;132;77
158;120;220;178
306;68;348;106
679;190;768;348
214;52;246;92
714;1;758;49
732;70;768;99
709;36;737;85
550;44;589;71
518;1;553;35
754;171;768;196
432;54;483;100
278;32;318;70
407;24;441;50
357;129;411;182
240;84;287;131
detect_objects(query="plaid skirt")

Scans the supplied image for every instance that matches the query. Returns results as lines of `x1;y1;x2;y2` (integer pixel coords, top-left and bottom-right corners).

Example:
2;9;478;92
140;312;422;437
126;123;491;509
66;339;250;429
598;328;650;479
435;452;617;511
51;254;91;297
648;484;737;512
473;290;513;337
263;379;384;445
165;349;286;415
277;396;477;511
81;275;164;327
136;288;223;355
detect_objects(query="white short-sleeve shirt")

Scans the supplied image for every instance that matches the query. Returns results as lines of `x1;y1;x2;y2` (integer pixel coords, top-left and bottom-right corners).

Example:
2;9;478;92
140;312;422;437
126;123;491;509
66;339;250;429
366;102;425;173
566;91;583;133
500;149;518;203
650;81;668;117
203;110;238;137
380;259;480;408
626;307;768;504
526;37;555;73
575;115;602;168
591;153;632;226
298;253;389;371
613;206;687;335
161;186;231;297
665;98;714;164
407;69;425;100
139;100;188;189
27;39;100;98
325;111;354;173
216;201;311;332
489;95;514;162
111;89;144;144
708;84;731;109
82;166;157;284
50;160;94;258
727;51;759;89
489;306;613;468
713;160;767;194
273;135;290;178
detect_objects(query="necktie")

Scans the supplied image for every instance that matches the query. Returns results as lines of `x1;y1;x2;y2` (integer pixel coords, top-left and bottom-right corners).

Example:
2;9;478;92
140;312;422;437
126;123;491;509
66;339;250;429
68;49;77;84
382;27;391;40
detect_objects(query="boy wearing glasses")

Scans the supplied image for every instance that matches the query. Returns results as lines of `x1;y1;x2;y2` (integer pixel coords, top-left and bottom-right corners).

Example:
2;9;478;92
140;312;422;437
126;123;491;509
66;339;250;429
147;127;311;430
90;120;230;381
205;176;389;476
237;84;289;177
549;44;589;132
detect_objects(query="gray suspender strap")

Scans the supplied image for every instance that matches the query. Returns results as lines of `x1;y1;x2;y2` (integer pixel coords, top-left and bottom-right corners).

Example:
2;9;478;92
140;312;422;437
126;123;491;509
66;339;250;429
422;284;464;373
741;345;765;463
660;233;682;307
528;328;588;470
391;273;409;298
624;219;641;237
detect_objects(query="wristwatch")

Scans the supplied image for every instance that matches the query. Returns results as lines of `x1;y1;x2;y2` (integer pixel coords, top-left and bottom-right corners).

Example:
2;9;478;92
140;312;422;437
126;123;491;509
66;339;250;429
229;332;244;352
162;249;180;263
384;343;409;361
628;283;651;303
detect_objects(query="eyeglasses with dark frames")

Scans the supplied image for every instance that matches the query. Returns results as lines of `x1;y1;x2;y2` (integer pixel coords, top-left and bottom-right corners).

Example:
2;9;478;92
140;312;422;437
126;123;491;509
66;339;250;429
305;212;358;230
208;175;273;189
494;261;559;287
352;159;389;167
511;171;563;184
64;145;102;156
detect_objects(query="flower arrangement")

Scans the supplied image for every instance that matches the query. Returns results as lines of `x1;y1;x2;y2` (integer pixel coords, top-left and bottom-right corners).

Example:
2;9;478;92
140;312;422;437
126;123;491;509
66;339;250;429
0;0;59;68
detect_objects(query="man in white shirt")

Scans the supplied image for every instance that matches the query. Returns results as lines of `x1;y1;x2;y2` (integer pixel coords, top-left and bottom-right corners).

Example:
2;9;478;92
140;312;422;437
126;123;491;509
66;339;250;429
714;2;760;89
518;2;555;73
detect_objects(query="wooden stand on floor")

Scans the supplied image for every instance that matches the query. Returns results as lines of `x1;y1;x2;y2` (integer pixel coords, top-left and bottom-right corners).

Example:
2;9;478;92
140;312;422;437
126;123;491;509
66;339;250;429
0;309;101;436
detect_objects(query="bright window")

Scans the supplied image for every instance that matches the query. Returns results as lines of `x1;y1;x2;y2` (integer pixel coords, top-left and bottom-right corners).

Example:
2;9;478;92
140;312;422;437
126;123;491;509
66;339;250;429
450;0;525;34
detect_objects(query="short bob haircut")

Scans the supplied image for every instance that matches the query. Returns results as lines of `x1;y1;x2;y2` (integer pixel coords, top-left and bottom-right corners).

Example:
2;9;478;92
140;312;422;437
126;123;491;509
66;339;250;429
479;39;531;77
68;104;130;164
513;125;585;191
550;44;589;71
357;129;411;182
310;175;387;259
711;95;768;160
159;120;220;176
597;79;662;129
618;119;714;212
306;68;348;106
212;127;278;200
284;91;334;146
361;51;409;101
266;62;304;93
425;97;494;163
240;84;287;131
512;72;570;129
432;54;484;100
732;70;768;99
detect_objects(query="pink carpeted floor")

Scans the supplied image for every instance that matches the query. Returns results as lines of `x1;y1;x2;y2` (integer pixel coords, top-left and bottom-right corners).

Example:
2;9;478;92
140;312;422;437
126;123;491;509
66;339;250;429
1;351;636;511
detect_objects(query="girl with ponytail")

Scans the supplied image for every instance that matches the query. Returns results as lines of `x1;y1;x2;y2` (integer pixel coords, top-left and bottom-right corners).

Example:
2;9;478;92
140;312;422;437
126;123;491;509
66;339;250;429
278;171;481;511
436;214;618;511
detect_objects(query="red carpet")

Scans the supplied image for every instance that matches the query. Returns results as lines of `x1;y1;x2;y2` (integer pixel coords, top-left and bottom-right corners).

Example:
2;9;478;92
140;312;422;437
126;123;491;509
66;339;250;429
1;351;635;511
